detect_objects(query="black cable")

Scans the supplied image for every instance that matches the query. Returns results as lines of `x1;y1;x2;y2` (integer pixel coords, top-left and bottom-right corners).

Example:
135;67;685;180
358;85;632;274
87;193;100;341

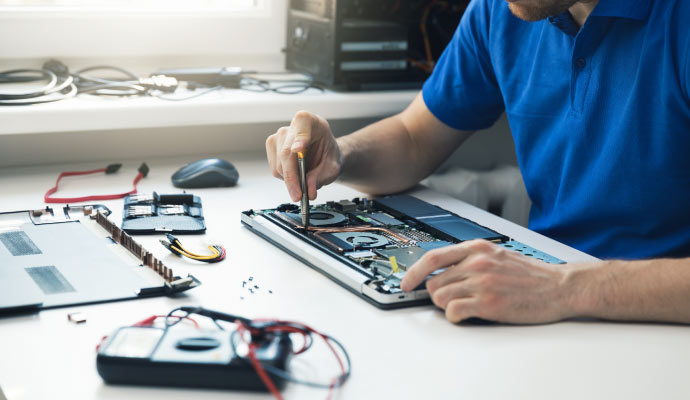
72;65;149;97
77;82;145;96
0;61;324;106
229;328;351;389
151;85;222;101
163;306;351;392
0;71;77;106
242;70;307;75
76;65;138;80
0;69;57;98
0;70;49;84
0;62;77;105
258;336;351;389
240;75;323;95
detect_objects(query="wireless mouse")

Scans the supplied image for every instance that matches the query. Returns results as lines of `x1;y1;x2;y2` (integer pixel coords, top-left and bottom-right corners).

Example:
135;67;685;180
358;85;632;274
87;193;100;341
171;158;239;188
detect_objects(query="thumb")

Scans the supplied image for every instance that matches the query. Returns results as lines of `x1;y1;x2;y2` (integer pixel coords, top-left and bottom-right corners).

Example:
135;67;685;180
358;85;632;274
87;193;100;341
289;110;313;153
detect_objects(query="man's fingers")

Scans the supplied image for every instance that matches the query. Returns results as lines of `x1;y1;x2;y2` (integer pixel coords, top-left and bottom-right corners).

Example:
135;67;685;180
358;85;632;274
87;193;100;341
283;163;301;201
267;111;334;202
268;127;290;179
281;111;317;200
445;298;477;324
401;244;472;292
425;263;471;293
306;169;319;201
429;280;473;310
277;127;301;201
289;110;314;153
266;135;280;178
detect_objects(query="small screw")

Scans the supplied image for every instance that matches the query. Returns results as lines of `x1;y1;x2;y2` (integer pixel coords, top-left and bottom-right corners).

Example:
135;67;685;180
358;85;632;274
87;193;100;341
269;290;273;294
249;276;254;281
249;289;254;294
254;285;259;289
242;281;246;287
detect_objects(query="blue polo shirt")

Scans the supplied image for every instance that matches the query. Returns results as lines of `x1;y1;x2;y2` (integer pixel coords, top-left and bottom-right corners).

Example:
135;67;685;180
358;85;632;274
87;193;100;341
422;0;690;259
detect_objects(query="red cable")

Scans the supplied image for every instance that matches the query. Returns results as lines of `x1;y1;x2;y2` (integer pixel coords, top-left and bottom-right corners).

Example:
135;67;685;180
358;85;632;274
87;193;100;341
118;311;346;400
238;323;284;400
44;163;148;204
241;319;348;400
265;325;311;354
215;246;227;262
132;315;199;328
260;320;346;372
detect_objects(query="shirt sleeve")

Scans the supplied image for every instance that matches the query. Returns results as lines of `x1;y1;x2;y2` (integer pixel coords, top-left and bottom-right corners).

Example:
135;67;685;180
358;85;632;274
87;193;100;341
422;0;505;131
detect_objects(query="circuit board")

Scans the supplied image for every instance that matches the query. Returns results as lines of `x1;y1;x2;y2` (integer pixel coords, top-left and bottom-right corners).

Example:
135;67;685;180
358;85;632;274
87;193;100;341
122;192;206;235
243;195;564;307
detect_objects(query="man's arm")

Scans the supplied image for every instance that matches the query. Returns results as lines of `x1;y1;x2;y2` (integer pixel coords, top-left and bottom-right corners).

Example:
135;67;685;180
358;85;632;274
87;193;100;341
400;240;690;324
336;93;474;195
567;257;690;323
266;92;474;201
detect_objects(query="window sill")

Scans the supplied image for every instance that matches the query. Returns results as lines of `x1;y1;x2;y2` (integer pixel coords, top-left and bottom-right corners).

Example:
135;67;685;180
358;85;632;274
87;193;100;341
0;88;418;135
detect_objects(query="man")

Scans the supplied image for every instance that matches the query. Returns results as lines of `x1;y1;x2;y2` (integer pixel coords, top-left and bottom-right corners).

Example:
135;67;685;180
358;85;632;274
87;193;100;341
266;0;690;324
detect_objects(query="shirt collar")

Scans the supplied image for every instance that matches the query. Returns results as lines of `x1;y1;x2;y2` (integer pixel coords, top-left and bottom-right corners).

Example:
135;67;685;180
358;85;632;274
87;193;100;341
589;0;653;21
548;12;580;37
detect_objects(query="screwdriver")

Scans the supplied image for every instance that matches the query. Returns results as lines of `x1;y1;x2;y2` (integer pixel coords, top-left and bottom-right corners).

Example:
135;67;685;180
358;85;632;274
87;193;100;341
297;151;310;229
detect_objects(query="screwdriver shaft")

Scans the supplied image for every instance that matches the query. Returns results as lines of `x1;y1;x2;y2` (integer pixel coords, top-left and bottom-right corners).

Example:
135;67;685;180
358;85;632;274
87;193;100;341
297;152;310;229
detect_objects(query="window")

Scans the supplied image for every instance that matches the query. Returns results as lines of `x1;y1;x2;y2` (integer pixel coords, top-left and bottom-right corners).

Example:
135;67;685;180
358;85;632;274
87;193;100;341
0;0;261;13
0;0;286;65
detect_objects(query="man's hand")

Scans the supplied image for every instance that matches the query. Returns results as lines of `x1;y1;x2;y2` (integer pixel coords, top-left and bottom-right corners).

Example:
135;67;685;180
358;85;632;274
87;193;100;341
266;111;342;202
401;239;575;324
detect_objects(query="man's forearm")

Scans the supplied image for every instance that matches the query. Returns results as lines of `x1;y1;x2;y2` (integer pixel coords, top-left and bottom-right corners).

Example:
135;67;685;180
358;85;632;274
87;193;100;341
337;116;428;194
336;94;473;195
565;258;690;323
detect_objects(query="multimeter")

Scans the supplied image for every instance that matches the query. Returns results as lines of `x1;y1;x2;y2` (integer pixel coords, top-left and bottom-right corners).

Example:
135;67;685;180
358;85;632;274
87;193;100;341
96;325;292;390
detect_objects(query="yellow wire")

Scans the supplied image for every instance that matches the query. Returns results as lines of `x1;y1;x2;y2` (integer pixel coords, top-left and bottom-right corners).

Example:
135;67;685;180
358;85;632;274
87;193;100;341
183;246;220;258
172;241;219;257
170;244;220;260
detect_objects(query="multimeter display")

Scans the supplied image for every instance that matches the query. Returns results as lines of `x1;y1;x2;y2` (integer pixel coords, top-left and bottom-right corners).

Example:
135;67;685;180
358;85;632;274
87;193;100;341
102;327;163;358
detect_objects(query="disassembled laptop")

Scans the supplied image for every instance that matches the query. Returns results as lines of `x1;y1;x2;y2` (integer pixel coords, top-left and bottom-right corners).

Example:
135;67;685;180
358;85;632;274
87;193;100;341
243;195;564;309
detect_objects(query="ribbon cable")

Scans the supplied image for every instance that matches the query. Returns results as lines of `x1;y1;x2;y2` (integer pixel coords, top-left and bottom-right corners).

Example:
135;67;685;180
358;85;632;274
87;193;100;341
44;163;149;204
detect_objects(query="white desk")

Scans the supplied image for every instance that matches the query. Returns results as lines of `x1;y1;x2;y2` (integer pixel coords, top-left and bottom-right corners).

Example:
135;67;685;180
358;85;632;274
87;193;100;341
0;154;688;400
